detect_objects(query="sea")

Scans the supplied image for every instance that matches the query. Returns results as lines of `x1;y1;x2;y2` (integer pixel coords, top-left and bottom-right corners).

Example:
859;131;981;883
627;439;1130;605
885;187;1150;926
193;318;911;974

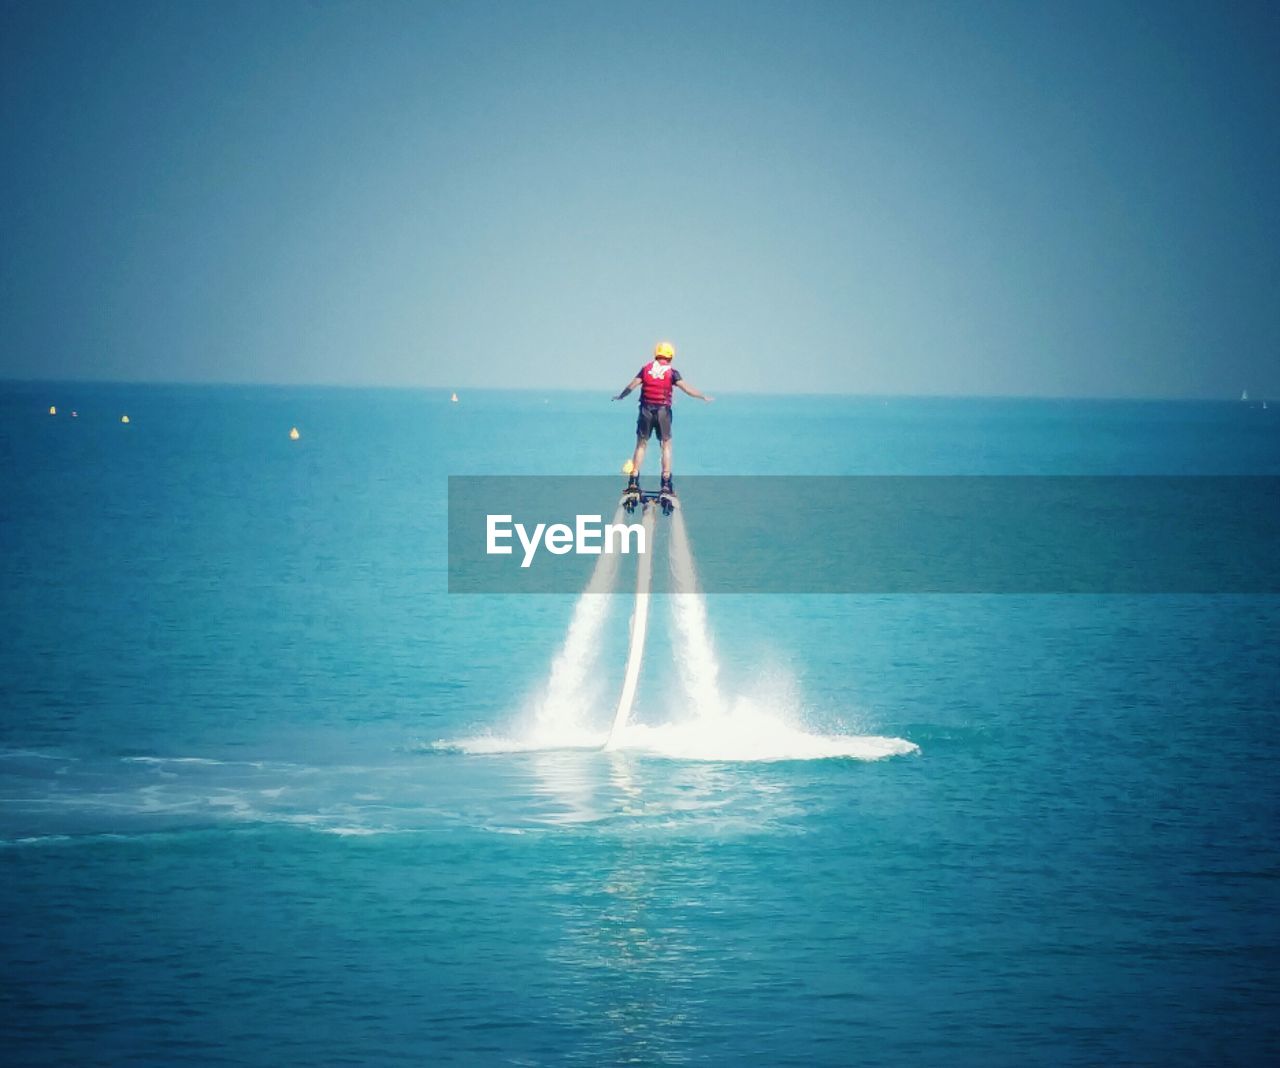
2;381;1278;1066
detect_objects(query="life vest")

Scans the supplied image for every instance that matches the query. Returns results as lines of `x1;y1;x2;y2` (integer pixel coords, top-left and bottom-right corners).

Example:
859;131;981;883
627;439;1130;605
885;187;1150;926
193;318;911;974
639;360;675;406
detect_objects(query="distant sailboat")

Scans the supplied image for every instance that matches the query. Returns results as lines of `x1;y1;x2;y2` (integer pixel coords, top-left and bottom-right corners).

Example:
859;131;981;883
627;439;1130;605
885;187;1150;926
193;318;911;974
1241;390;1249;401
450;392;459;403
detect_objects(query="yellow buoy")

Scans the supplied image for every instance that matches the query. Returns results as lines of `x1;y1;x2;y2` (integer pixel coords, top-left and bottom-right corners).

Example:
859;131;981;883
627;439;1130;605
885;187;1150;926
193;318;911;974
121;415;130;424
49;405;57;415
289;427;300;440
622;459;635;475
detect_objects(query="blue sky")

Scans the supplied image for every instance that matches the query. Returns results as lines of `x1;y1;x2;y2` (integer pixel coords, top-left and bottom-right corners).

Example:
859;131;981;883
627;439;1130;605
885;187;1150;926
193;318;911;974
2;0;1277;396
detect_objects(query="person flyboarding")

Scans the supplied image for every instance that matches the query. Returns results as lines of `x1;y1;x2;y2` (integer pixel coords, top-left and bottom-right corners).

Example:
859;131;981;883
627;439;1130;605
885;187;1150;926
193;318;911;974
612;341;713;512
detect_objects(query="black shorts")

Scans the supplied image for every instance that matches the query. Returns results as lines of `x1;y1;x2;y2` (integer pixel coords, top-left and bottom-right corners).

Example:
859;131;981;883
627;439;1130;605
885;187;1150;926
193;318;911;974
636;404;673;442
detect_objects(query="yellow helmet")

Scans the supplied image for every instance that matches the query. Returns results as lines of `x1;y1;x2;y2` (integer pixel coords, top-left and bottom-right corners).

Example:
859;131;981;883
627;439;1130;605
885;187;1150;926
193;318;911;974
654;341;675;360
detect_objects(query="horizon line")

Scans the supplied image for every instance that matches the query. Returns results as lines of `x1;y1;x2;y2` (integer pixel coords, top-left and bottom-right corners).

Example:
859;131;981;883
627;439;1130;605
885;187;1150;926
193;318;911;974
0;375;1270;404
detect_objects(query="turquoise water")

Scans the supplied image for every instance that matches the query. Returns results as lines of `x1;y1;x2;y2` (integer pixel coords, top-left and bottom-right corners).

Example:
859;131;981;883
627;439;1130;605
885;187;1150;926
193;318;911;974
3;382;1279;1064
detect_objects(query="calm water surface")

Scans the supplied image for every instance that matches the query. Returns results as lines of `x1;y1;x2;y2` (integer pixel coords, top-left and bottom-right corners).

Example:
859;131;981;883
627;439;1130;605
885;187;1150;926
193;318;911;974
2;383;1278;1065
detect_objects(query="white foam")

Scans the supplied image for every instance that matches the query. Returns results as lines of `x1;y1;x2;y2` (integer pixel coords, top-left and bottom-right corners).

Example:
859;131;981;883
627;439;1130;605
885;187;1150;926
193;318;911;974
436;699;916;763
532;506;625;734
667;510;724;719
434;725;606;755
606;504;658;747
124;756;222;765
122;756;274;768
0;750;74;762
1;835;74;848
609;710;918;762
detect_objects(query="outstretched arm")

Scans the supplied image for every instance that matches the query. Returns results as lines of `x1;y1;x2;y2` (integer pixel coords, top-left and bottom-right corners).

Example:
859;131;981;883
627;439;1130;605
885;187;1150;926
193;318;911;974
612;376;642;401
675;379;714;402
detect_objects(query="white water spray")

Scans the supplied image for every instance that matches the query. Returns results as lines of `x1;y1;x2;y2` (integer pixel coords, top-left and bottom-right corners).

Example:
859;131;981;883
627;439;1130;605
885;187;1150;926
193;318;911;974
668;509;723;719
438;497;918;763
604;504;658;749
534;505;626;738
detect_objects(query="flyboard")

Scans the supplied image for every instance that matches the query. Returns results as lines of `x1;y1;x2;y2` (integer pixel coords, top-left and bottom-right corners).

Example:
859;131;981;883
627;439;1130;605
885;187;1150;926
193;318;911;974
622;484;677;518
603;486;677;750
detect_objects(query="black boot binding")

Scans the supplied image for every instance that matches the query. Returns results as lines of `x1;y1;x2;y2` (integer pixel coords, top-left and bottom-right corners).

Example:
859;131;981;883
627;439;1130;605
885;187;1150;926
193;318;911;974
658;475;675;515
622;474;641;513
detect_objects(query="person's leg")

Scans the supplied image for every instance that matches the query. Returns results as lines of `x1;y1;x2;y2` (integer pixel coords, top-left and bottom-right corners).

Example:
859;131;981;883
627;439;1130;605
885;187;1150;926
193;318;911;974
657;408;674;484
632;407;658;476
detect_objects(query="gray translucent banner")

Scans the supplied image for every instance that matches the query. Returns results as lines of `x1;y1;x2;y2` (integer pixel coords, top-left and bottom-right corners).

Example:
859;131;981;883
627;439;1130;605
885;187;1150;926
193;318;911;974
448;476;1280;593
